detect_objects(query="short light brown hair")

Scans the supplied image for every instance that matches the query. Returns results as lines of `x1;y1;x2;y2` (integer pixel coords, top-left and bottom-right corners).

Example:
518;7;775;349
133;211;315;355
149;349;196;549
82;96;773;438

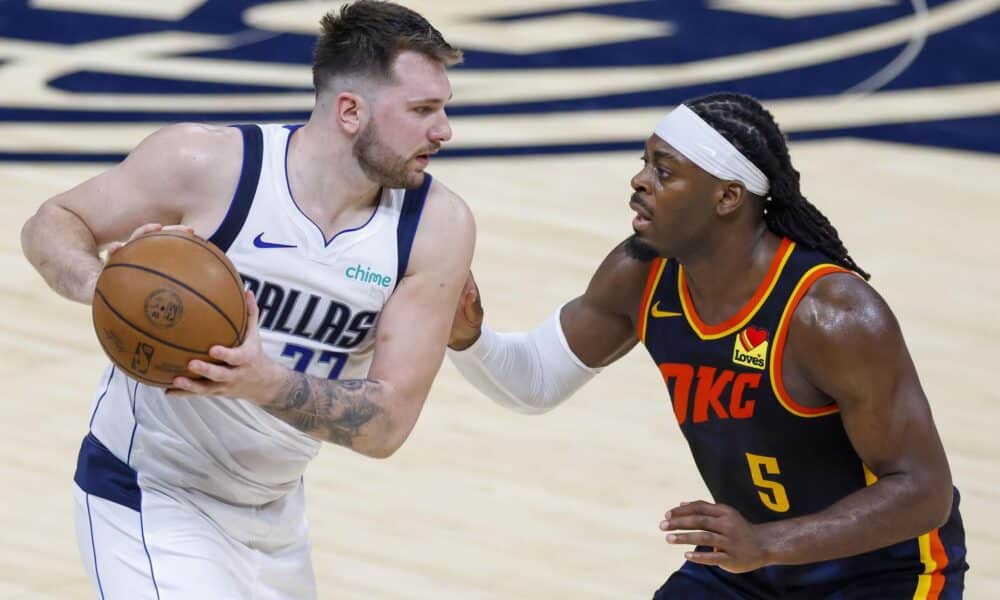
312;0;463;92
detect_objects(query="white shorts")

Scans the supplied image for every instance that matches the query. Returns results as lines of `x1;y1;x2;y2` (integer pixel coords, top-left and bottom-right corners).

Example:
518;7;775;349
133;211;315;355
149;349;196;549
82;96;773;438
74;479;317;599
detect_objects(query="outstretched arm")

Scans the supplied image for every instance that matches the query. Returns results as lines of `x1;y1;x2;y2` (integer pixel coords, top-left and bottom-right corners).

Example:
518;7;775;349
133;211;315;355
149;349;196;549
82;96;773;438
447;241;649;412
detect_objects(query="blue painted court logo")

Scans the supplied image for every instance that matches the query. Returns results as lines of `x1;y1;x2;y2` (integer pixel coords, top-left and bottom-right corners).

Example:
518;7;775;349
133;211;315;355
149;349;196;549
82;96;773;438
0;0;997;162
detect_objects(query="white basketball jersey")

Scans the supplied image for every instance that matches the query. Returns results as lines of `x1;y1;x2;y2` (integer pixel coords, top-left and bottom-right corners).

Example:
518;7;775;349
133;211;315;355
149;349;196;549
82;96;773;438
80;124;431;509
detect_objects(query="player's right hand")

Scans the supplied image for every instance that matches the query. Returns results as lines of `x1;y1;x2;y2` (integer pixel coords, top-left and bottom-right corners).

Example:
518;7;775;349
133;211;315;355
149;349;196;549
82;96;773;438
87;223;197;304
104;223;195;258
169;290;288;405
448;271;484;351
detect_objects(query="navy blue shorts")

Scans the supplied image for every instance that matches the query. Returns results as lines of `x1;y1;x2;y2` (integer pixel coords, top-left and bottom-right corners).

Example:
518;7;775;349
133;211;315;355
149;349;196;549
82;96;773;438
652;557;967;599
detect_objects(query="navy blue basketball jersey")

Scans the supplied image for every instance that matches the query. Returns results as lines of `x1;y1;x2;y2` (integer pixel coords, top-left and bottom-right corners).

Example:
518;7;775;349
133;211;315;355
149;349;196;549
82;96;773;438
639;238;967;597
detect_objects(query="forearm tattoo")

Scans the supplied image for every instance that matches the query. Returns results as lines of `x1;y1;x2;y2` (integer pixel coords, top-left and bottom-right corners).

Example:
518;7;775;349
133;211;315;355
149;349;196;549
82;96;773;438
261;373;383;447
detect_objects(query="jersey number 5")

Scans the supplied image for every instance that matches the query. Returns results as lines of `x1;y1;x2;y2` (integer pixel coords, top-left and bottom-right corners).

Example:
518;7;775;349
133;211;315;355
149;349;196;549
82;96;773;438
745;452;790;513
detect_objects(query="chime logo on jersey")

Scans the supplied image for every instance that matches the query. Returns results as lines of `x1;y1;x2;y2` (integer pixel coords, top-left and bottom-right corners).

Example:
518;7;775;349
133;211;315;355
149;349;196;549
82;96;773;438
733;326;769;370
346;264;392;288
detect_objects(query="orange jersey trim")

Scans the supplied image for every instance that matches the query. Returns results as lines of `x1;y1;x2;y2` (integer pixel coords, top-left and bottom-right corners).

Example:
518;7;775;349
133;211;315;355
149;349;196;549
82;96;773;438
638;258;667;344
679;238;794;340
769;263;850;418
913;529;949;599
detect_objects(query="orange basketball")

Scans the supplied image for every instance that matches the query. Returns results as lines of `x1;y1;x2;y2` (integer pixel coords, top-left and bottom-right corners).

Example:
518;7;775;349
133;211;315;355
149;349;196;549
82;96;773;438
92;230;248;387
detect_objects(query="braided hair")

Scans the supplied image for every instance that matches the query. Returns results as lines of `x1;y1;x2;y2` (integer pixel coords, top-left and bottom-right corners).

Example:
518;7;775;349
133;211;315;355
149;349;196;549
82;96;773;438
685;92;870;280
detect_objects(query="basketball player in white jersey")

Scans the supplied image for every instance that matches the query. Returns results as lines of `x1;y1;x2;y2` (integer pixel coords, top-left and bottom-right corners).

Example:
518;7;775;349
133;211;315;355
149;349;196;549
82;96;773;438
20;2;474;598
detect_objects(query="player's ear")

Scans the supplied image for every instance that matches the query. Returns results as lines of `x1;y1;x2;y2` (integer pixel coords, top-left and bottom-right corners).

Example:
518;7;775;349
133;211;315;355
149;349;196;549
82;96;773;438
335;92;367;135
716;181;746;217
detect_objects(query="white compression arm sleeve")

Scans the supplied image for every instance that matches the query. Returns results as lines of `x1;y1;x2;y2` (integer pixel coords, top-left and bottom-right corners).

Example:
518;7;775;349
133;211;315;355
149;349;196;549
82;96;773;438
446;307;601;414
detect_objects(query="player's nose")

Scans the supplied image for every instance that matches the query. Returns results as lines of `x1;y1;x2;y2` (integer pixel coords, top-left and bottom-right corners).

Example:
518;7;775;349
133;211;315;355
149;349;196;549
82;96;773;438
631;167;651;195
430;111;452;143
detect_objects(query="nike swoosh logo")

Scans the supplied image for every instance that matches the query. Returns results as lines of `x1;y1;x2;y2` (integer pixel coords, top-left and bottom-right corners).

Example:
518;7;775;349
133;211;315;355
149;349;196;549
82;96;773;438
253;233;297;249
650;301;682;318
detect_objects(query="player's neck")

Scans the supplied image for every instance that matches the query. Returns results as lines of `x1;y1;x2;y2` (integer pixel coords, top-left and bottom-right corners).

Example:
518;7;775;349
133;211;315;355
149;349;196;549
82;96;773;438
286;120;382;235
678;223;779;326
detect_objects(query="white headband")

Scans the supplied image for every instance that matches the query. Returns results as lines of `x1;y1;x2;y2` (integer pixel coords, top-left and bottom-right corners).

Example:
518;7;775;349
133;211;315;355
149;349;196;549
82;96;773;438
653;104;770;196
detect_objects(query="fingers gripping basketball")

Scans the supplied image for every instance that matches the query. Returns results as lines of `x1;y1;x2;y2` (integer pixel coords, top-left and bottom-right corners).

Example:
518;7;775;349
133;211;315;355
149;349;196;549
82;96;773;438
92;230;248;387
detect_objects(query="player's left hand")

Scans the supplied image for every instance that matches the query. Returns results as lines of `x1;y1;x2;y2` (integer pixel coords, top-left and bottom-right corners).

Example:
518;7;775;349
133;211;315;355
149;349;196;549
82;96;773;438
660;500;771;574
448;270;484;351
167;290;287;403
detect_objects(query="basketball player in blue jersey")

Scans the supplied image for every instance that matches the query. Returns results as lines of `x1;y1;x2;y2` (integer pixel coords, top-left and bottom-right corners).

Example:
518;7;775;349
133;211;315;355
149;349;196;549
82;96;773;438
449;93;967;598
21;2;474;598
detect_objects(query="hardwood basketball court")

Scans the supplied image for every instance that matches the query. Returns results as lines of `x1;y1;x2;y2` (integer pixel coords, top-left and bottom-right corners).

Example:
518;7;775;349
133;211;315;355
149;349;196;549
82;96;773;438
2;1;997;597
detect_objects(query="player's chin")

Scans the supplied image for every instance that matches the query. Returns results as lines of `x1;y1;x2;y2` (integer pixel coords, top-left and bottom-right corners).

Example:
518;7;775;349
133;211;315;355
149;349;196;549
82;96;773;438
630;224;658;245
624;233;661;262
403;166;427;189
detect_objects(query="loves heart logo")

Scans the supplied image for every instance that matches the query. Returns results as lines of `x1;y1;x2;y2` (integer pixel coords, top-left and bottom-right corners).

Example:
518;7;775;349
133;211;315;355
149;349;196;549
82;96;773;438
733;326;770;370
739;326;769;351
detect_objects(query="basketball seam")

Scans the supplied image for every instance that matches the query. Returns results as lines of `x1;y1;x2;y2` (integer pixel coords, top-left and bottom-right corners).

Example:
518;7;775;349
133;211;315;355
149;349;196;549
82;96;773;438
94;288;223;356
143;232;245;299
137;232;247;340
101;263;241;340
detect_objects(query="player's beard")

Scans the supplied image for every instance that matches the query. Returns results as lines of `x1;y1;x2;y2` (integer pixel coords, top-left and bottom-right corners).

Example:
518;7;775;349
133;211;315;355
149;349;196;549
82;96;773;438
353;121;424;189
624;233;660;262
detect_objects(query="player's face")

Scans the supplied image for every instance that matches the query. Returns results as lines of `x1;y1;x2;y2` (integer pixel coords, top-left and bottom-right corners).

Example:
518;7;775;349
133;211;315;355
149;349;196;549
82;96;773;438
627;135;723;259
355;51;453;189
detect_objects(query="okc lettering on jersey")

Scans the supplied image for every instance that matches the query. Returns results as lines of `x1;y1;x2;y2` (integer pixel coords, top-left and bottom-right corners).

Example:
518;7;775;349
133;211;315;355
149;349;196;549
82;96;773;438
659;363;760;425
241;274;377;348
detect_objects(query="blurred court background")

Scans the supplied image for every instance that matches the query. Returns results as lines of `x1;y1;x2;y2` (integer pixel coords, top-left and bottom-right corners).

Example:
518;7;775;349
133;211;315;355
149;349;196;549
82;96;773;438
2;1;998;598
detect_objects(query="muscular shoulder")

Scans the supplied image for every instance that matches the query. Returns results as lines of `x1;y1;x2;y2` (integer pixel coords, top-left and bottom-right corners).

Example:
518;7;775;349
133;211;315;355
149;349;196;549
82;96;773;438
405;177;475;275
583;240;655;322
119;123;244;224
788;272;904;393
132;123;240;163
131;123;242;183
423;178;474;232
793;273;897;345
558;241;649;367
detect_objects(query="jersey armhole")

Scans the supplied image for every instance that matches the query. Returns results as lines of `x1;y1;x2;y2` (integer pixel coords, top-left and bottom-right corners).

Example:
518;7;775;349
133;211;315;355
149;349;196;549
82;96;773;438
207;124;263;253
637;258;667;344
393;173;433;289
769;264;851;418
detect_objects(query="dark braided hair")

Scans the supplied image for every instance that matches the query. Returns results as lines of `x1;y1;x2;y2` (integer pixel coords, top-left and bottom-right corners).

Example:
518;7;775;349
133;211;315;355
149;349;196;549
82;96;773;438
685;92;870;280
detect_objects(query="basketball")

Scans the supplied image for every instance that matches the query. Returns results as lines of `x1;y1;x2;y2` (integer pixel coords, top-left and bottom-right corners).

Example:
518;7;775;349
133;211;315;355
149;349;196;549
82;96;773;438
92;230;248;387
